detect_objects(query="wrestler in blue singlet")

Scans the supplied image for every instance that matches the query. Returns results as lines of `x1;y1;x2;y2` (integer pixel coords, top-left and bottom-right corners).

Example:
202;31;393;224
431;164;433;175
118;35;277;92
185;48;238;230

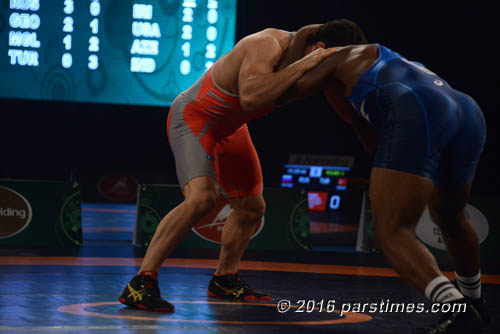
348;44;486;187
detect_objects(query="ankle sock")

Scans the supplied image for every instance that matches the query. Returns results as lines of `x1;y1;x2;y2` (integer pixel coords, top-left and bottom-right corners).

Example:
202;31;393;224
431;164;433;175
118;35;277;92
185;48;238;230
455;271;481;299
424;275;464;303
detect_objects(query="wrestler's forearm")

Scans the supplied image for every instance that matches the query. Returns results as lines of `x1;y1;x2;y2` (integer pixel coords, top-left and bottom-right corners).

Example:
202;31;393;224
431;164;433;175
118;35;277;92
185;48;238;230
275;53;340;106
241;46;338;111
239;60;308;111
277;24;322;71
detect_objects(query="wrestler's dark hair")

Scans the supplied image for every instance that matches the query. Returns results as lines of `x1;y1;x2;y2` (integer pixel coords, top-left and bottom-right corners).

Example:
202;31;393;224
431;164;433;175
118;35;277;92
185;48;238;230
310;19;367;47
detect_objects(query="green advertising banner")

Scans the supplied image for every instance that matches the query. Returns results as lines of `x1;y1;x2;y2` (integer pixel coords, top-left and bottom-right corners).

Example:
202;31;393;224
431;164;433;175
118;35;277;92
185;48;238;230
356;192;500;260
0;179;82;247
134;185;310;251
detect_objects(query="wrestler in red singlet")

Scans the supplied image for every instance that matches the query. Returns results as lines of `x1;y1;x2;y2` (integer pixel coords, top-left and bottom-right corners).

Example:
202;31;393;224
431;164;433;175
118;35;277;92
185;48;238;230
167;66;275;198
119;25;336;311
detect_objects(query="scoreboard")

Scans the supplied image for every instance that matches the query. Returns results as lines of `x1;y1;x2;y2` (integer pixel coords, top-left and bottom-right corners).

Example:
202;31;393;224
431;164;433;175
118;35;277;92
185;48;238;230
280;155;364;251
280;155;360;215
281;164;351;212
1;0;237;106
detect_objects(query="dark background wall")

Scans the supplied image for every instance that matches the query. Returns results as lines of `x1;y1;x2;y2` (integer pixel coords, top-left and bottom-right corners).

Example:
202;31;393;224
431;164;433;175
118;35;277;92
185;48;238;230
1;1;498;195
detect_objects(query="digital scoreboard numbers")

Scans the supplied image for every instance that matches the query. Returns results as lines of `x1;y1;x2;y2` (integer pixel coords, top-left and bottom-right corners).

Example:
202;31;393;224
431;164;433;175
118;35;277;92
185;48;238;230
281;164;352;212
1;0;237;106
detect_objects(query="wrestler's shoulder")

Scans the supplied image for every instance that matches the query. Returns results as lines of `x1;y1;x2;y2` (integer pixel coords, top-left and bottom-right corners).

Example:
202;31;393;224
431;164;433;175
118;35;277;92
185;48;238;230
238;28;289;47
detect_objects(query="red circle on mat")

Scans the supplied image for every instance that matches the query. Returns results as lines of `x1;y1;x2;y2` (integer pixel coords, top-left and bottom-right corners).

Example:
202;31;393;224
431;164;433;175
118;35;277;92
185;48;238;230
58;301;373;325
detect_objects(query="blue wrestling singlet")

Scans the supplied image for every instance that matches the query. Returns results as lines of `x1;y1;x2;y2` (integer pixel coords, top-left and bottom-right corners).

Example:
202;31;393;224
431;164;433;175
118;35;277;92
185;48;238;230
347;44;487;187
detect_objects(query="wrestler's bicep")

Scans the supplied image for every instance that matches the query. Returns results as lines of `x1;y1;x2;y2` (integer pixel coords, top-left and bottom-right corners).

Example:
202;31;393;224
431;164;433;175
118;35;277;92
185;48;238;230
237;37;282;88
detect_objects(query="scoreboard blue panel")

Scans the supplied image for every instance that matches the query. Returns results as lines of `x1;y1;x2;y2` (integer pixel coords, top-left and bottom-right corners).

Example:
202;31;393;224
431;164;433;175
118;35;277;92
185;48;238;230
0;0;237;106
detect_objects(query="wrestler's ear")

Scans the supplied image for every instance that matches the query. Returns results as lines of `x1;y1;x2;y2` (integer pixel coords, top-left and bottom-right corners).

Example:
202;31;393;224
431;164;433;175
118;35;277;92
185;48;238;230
314;41;326;49
306;41;326;54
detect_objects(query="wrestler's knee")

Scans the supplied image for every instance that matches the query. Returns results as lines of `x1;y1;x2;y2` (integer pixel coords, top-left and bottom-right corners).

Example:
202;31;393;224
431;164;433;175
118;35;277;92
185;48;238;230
231;195;266;224
185;189;218;218
429;204;467;239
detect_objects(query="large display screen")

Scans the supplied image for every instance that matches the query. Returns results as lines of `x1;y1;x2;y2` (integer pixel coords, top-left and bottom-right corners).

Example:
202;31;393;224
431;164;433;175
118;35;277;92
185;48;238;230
0;0;237;106
280;154;363;251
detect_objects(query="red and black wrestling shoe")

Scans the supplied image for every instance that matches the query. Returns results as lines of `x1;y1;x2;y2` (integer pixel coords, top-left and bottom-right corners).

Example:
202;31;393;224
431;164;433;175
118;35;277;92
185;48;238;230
119;274;174;312
207;273;272;301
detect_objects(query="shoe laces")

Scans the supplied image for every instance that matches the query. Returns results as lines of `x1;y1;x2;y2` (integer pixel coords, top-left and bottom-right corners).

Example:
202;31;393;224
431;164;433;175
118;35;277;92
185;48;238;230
140;276;161;296
233;274;251;291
